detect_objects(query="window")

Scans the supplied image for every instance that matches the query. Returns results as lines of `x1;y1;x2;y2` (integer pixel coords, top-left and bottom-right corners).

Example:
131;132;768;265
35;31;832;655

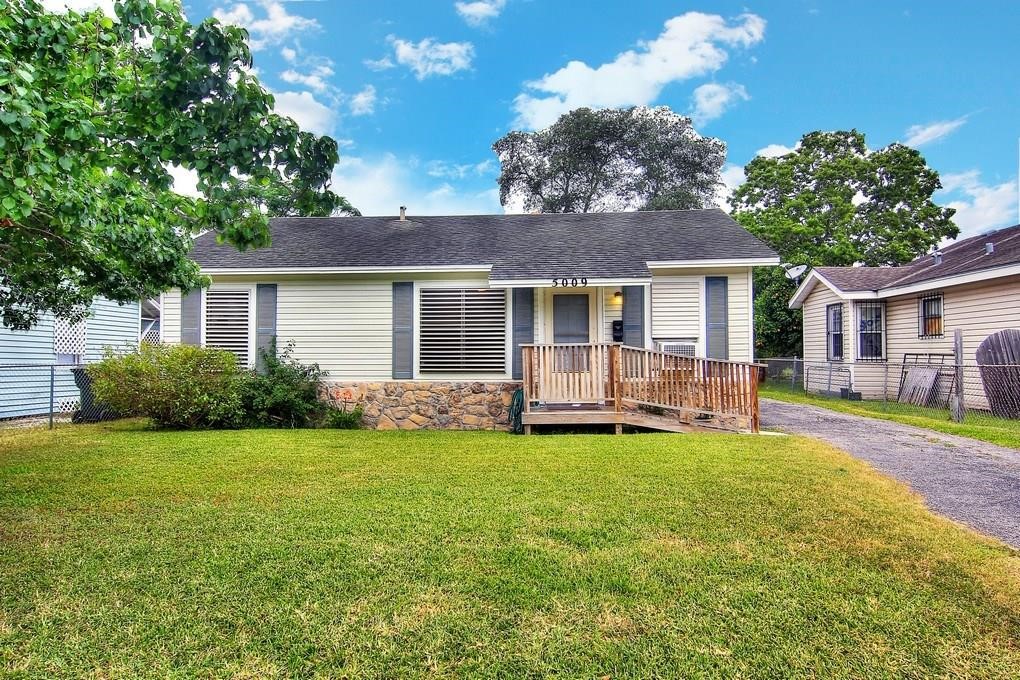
918;293;943;338
53;316;87;365
419;288;507;373
825;303;844;361
204;288;253;366
856;301;886;361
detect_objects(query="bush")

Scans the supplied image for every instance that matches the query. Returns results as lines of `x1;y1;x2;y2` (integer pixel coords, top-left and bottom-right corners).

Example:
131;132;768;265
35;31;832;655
238;341;329;428
323;391;364;429
89;344;244;429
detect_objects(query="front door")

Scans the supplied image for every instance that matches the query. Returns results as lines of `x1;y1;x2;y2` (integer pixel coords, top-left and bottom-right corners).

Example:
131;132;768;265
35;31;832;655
553;294;590;344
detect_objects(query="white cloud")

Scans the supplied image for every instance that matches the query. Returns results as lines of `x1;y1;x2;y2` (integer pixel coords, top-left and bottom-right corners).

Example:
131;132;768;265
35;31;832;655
425;159;495;179
938;170;1017;237
756;143;795;158
271;90;336;136
166;165;201;198
279;64;334;93
513;11;766;129
714;163;746;211
364;56;396;71
281;46;297;62
455;0;506;26
349;85;377;116
904;116;967;147
384;36;475;79
690;82;749;126
213;0;319;51
332;154;503;216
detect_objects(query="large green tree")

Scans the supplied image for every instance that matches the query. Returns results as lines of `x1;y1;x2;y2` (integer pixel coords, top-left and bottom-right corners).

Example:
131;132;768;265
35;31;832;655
0;0;354;330
730;130;957;357
493;106;725;213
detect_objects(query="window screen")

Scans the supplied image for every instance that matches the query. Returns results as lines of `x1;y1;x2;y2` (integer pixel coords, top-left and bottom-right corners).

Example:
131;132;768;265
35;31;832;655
918;293;943;338
825;303;843;361
419;288;507;373
856;301;885;361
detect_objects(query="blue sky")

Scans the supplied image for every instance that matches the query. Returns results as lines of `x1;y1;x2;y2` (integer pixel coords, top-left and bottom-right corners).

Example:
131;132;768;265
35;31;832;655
54;0;1020;238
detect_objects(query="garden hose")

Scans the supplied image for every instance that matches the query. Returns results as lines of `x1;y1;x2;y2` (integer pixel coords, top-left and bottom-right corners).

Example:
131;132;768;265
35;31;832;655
508;387;525;434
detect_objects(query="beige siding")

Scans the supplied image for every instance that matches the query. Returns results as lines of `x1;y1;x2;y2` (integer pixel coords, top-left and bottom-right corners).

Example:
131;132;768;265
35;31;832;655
161;289;182;344
884;274;1020;363
650;267;755;361
277;280;392;379
651;276;699;340
800;284;845;364
603;287;622;341
726;271;751;362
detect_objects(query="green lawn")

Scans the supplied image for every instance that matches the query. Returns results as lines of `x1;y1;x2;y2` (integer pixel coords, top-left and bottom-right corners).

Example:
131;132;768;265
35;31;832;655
760;382;1020;450
2;424;1018;678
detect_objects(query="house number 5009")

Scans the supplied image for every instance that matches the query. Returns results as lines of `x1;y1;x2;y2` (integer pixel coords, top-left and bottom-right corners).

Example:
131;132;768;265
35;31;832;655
551;277;588;287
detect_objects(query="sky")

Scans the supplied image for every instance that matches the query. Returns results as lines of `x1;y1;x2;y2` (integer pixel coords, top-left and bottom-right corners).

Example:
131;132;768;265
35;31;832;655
46;0;1020;239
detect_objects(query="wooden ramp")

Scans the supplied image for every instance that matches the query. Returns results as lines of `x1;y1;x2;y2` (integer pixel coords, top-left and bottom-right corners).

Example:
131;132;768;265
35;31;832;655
521;344;763;434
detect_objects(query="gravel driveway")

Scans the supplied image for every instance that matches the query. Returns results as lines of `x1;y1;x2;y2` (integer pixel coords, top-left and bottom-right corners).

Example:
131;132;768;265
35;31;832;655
761;399;1020;549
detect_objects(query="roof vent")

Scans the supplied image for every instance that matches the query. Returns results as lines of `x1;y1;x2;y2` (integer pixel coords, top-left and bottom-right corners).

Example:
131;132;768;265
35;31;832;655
399;205;406;221
985;242;995;255
932;250;943;265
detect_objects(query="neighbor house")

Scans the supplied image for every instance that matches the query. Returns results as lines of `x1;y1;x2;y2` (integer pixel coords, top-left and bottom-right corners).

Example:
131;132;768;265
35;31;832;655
789;223;1020;399
0;298;140;419
167;209;779;430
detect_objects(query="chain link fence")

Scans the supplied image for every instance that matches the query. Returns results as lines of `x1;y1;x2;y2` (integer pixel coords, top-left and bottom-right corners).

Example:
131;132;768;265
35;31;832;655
759;357;1020;425
0;364;119;429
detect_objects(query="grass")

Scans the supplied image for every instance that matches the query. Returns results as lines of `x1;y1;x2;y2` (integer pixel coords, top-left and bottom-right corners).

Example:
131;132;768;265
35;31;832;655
760;382;1020;450
1;424;1019;678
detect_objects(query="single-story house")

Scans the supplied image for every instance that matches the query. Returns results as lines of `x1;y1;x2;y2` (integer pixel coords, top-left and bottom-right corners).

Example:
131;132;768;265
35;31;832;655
170;209;779;430
0;298;140;419
789;223;1020;399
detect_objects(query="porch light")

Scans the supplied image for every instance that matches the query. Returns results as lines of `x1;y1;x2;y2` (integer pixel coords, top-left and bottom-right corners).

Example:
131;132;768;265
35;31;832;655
613;290;623;302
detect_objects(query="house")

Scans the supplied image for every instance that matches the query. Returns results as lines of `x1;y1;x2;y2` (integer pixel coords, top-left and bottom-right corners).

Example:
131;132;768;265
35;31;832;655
789;223;1020;400
171;209;779;431
0;298;140;419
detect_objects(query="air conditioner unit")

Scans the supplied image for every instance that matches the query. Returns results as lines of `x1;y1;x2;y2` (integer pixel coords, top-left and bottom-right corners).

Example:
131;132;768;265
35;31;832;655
656;341;697;357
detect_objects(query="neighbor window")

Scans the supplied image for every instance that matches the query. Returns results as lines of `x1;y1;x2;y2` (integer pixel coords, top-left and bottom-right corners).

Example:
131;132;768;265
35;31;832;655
53;315;87;365
419;288;507;373
856;301;886;361
825;303;844;361
203;288;253;366
918;293;943;338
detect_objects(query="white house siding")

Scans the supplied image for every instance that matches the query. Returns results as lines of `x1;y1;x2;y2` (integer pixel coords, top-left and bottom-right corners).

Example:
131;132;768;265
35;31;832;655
276;280;393;380
85;298;139;361
650;267;753;362
651;276;700;341
161;289;181;344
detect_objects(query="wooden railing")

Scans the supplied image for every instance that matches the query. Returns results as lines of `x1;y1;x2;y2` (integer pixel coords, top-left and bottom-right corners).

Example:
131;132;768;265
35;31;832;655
522;343;762;432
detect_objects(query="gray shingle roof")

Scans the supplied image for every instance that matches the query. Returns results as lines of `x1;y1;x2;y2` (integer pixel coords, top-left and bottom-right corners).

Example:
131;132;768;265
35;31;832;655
814;223;1020;292
190;209;778;280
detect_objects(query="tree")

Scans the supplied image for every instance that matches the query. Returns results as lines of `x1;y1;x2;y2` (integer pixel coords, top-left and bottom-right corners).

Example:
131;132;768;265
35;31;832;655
492;106;725;213
0;0;354;330
730;129;957;357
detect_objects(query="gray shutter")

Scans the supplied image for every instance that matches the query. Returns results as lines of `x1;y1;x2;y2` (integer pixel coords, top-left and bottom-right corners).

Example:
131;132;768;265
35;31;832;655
392;282;413;379
622;285;645;347
255;284;277;372
511;288;534;380
705;276;729;359
181;289;202;346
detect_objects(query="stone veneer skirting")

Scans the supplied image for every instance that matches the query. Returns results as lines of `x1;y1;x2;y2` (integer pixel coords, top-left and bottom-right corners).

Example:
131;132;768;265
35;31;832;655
323;381;520;430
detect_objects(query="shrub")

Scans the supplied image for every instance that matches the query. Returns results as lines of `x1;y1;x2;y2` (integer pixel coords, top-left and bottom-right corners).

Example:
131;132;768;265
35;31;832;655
238;341;329;428
89;344;244;429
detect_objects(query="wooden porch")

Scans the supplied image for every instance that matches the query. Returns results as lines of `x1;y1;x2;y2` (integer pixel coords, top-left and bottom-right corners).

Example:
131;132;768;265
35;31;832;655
521;343;763;434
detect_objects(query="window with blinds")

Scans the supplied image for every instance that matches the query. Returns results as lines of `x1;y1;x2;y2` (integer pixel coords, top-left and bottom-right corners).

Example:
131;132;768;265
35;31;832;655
204;289;253;366
419;288;507;373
